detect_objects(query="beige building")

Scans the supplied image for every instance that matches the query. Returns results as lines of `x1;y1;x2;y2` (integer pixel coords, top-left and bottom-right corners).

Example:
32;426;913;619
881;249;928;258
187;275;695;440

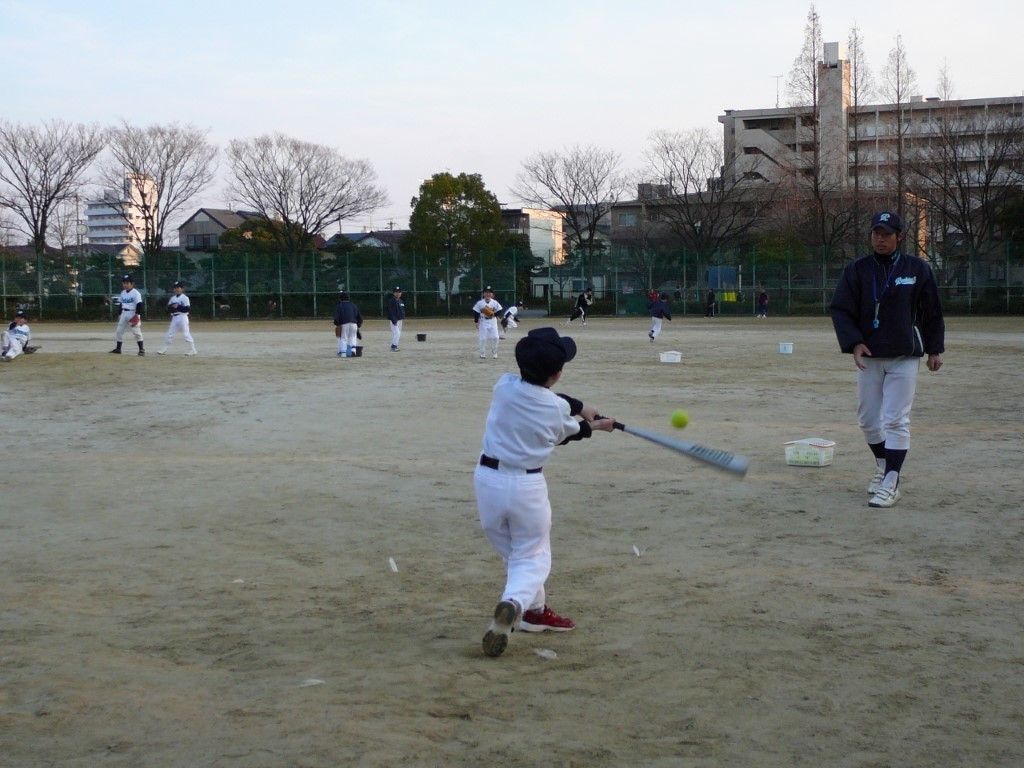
719;43;1024;192
501;207;566;266
85;174;157;249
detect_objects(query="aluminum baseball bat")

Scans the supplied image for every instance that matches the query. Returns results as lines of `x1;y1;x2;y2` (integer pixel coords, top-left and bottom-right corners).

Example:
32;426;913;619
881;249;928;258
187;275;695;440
602;418;750;477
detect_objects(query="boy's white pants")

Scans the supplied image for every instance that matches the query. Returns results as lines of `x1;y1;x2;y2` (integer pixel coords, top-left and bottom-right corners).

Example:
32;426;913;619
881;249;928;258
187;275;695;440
390;320;402;347
115;313;143;342
478;320;499;356
649;317;663;338
856;356;919;450
337;323;358;354
475;465;550;612
1;331;24;359
164;315;194;346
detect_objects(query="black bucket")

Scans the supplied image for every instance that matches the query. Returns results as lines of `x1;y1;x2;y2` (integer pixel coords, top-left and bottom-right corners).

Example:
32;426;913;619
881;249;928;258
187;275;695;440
416;333;427;342
352;346;363;357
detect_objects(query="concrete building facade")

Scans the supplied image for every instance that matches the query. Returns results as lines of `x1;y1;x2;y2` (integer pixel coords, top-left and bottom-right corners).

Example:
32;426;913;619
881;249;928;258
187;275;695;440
719;43;1024;193
85;175;156;247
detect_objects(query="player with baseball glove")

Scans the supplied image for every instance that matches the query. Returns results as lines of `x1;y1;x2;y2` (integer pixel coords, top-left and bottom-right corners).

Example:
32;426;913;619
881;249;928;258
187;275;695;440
472;286;503;359
110;274;145;356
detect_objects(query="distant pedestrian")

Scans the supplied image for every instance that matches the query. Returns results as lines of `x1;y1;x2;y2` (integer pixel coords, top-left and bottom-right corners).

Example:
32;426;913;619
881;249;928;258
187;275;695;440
705;289;716;317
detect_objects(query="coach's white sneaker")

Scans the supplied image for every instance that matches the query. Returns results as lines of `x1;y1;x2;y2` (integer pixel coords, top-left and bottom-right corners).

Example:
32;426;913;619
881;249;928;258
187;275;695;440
482;599;522;658
869;472;900;508
157;347;168;355
867;460;886;495
186;345;197;356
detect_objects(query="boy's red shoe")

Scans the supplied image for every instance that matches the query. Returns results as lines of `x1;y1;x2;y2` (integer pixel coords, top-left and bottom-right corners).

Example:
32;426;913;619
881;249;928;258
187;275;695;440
519;605;575;632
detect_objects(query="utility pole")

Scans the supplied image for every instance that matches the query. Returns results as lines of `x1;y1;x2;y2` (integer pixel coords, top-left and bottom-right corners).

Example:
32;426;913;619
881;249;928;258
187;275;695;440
774;75;783;108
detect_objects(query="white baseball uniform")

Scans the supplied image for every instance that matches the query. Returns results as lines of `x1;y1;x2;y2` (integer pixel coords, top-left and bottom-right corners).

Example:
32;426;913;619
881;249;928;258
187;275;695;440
500;305;520;338
2;322;31;359
475;373;582;613
161;293;196;355
473;298;503;358
115;288;144;342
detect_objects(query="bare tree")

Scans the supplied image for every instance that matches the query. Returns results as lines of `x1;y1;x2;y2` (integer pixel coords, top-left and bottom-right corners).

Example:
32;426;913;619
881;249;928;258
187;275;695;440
645;129;774;260
513;145;628;260
102;122;218;259
0;120;106;261
783;5;856;253
937;60;955;101
882;34;918;218
848;22;875;248
227;133;388;278
908;107;1024;266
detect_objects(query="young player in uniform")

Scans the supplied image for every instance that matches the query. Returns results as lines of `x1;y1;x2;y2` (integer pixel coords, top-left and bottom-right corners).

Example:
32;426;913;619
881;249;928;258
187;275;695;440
386;286;405;351
472;286;503;359
333;291;363;357
1;310;32;361
499;301;523;339
648;292;672;342
476;327;616;657
567;287;593;325
830;211;945;508
110;274;145;356
157;281;197;356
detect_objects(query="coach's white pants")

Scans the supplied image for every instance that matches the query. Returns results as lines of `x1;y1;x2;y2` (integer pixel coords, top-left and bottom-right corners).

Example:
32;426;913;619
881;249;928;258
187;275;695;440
164;314;194;347
115;313;143;342
475;466;551;612
1;331;24;359
390;320;402;348
478;320;499;356
857;356;919;450
338;323;358;355
649;317;663;338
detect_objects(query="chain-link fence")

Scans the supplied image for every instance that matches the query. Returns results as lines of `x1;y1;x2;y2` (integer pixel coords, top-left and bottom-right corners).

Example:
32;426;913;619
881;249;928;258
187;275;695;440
3;242;1023;320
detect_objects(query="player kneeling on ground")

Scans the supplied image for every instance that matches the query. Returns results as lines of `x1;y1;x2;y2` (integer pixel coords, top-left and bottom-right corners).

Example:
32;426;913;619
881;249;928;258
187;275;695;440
475;327;616;658
2;310;35;361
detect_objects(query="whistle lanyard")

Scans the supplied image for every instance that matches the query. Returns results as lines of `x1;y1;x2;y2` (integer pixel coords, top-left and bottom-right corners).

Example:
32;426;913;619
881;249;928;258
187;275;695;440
871;252;901;329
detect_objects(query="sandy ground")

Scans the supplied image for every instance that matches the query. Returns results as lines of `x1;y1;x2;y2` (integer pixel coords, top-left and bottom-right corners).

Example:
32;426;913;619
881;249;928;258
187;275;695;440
1;315;1022;767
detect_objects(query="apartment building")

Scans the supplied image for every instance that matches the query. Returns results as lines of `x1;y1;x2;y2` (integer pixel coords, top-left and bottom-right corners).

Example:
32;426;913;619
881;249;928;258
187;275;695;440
85;174;157;247
719;42;1024;192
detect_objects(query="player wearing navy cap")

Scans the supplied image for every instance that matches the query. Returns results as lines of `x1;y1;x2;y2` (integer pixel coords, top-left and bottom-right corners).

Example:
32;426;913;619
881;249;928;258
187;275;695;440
476;327;616;657
1;310;32;361
472;286;503;359
831;211;945;508
110;274;145;356
157;281;196;356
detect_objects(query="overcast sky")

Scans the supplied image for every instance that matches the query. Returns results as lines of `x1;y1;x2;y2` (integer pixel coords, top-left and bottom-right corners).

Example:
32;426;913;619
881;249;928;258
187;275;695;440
3;0;1022;234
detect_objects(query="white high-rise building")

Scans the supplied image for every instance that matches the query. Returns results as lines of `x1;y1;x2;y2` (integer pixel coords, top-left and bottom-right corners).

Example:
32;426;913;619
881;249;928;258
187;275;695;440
85;174;156;248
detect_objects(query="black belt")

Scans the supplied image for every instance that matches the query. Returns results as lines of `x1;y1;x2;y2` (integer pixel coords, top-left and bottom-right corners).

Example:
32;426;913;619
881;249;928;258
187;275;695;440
479;454;542;474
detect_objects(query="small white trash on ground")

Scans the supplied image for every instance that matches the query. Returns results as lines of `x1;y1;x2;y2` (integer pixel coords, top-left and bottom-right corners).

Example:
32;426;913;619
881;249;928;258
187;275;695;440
659;351;682;363
778;342;794;354
784;438;836;467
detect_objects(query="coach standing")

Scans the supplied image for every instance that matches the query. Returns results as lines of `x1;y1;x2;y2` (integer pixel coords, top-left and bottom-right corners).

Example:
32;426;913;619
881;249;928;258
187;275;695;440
830;211;945;508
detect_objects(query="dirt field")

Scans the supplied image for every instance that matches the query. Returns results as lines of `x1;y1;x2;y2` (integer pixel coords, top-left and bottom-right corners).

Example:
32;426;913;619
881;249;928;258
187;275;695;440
1;315;1021;767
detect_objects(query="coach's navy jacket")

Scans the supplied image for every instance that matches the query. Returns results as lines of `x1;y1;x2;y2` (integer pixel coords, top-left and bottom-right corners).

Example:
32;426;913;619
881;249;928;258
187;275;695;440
830;251;945;358
333;300;362;327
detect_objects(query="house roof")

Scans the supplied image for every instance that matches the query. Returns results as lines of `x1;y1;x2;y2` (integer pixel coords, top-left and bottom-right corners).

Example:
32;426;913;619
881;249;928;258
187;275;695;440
324;230;409;248
178;208;262;231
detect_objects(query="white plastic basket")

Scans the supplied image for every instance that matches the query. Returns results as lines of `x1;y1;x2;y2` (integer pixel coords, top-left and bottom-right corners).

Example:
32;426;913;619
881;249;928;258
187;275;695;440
784;438;835;467
659;350;682;363
779;342;794;354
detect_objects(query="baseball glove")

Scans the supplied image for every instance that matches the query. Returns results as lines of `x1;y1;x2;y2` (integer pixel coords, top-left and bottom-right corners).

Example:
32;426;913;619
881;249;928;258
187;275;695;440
129;315;141;327
481;306;495;319
356;329;362;340
334;325;341;338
